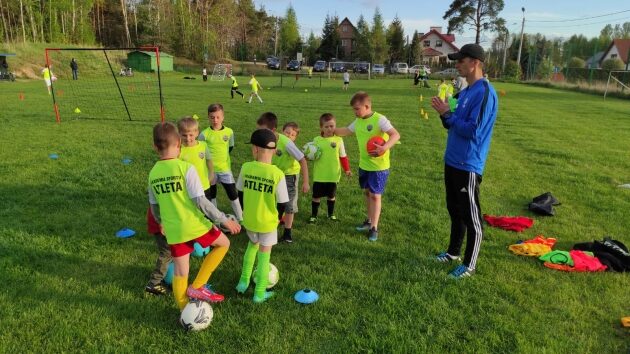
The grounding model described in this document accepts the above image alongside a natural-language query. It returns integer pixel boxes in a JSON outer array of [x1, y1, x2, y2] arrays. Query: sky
[[254, 0, 630, 47]]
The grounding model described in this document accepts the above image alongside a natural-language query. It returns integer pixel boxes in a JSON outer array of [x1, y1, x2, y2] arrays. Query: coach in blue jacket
[[430, 44, 498, 279]]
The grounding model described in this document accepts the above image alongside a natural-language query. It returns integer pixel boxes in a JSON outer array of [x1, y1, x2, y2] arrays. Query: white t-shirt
[[202, 68, 207, 75], [343, 72, 350, 82], [347, 115, 393, 133]]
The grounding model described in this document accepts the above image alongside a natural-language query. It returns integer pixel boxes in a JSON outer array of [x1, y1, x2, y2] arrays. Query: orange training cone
[[18, 93, 24, 101]]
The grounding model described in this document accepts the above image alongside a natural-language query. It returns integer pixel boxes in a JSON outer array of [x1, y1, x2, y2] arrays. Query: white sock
[[248, 96, 253, 103], [257, 95, 263, 103], [230, 199, 243, 221]]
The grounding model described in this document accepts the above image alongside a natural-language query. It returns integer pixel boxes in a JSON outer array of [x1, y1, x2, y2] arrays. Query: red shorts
[[170, 227, 221, 257]]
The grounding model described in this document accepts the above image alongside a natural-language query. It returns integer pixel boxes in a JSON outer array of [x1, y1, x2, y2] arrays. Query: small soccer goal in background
[[279, 73, 322, 88], [604, 70, 630, 99], [211, 64, 232, 81], [45, 47, 166, 122]]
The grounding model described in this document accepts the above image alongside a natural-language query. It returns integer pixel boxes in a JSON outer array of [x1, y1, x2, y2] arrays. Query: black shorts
[[312, 182, 337, 199]]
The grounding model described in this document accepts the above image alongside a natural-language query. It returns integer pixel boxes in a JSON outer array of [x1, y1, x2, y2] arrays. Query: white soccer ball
[[302, 142, 322, 161], [252, 263, 279, 289], [180, 300, 213, 332], [216, 214, 239, 234]]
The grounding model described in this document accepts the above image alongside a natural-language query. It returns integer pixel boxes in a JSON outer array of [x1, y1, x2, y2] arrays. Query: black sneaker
[[356, 219, 371, 232], [367, 228, 378, 242], [281, 234, 293, 243], [145, 283, 167, 296]]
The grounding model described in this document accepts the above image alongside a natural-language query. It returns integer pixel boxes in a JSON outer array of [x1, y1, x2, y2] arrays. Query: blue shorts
[[358, 168, 390, 194]]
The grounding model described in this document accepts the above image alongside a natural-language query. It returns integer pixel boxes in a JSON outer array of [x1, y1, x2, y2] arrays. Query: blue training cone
[[122, 157, 132, 165], [294, 289, 319, 304], [115, 228, 136, 238], [49, 153, 59, 160]]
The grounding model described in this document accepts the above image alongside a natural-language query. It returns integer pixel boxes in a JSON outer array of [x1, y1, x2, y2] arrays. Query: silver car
[[372, 64, 385, 74]]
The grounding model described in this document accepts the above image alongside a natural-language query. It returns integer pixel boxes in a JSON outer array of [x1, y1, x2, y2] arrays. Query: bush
[[536, 58, 553, 80], [567, 57, 585, 68], [601, 58, 625, 71], [503, 60, 521, 80]]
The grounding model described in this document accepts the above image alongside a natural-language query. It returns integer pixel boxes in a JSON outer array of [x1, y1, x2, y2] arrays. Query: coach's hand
[[222, 219, 241, 235], [302, 182, 310, 194], [431, 96, 450, 116]]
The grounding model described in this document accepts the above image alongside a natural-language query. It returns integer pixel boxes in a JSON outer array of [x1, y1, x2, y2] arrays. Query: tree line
[[485, 22, 630, 80], [0, 0, 502, 66]]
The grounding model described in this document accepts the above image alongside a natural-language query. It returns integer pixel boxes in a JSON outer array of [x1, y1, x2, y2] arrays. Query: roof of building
[[600, 39, 630, 64], [419, 29, 458, 51], [586, 51, 604, 68], [129, 50, 173, 58], [421, 48, 444, 56]]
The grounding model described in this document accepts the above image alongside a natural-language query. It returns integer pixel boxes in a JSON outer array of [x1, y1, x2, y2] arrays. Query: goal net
[[211, 64, 232, 81], [279, 73, 322, 88], [327, 61, 371, 80], [45, 47, 165, 122], [604, 70, 630, 99]]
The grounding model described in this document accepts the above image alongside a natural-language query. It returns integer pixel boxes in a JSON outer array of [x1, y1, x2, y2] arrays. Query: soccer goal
[[211, 64, 232, 81], [45, 47, 165, 122], [327, 61, 371, 80], [279, 73, 322, 88], [604, 70, 630, 99]]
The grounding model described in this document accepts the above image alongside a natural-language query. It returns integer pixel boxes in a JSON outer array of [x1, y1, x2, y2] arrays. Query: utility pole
[[274, 18, 279, 56], [502, 29, 509, 74], [516, 7, 525, 67]]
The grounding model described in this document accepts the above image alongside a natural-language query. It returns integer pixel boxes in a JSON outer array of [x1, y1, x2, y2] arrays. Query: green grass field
[[1, 74, 629, 353]]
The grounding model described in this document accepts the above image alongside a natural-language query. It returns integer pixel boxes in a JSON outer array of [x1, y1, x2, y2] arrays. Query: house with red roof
[[599, 39, 630, 68], [417, 27, 459, 65], [336, 17, 356, 59]]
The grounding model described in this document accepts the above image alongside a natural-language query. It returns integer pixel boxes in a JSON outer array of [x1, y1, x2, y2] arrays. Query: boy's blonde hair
[[319, 113, 336, 126], [177, 116, 198, 132], [153, 122, 180, 151], [282, 122, 300, 134], [350, 91, 371, 106]]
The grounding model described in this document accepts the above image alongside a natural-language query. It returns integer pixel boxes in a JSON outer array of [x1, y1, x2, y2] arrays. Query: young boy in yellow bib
[[198, 103, 243, 221], [148, 122, 241, 310], [308, 113, 352, 223], [235, 129, 289, 303], [256, 113, 310, 243], [177, 117, 214, 200], [335, 92, 400, 241]]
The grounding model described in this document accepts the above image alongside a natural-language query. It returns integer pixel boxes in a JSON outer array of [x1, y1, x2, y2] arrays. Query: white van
[[391, 62, 408, 74]]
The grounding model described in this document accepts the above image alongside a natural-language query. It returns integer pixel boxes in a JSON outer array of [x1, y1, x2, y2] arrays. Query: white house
[[417, 27, 459, 65], [599, 39, 630, 68]]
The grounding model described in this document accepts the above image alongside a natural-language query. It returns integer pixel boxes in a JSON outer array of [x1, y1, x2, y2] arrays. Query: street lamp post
[[516, 7, 525, 68]]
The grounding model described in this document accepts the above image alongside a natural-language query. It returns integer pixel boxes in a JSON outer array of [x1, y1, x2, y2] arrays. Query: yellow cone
[[421, 108, 425, 115], [192, 114, 199, 120], [74, 107, 81, 114], [420, 95, 423, 102], [424, 113, 429, 120]]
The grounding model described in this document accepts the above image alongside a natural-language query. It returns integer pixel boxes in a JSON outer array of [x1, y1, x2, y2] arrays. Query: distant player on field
[[248, 73, 263, 104]]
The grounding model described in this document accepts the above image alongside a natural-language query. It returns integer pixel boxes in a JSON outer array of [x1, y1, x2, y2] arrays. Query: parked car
[[267, 58, 280, 70], [433, 68, 459, 78], [266, 56, 278, 64], [372, 64, 385, 74], [353, 62, 369, 73], [391, 62, 408, 74], [331, 62, 346, 72], [313, 60, 327, 72], [409, 65, 431, 75], [287, 59, 301, 71]]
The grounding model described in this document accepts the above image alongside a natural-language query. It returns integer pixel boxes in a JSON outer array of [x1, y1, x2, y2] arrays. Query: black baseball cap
[[248, 128, 277, 149], [448, 44, 485, 62]]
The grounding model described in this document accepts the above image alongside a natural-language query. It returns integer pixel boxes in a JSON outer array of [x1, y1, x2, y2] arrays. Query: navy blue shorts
[[358, 168, 390, 194]]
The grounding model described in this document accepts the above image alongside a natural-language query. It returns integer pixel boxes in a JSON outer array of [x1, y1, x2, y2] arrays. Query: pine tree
[[386, 16, 404, 64], [354, 14, 371, 62], [371, 8, 387, 64]]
